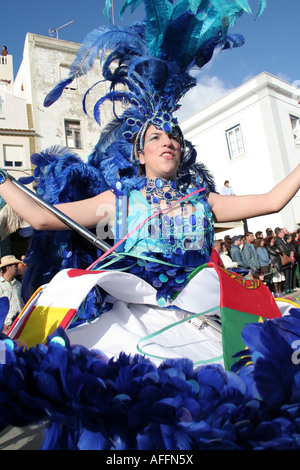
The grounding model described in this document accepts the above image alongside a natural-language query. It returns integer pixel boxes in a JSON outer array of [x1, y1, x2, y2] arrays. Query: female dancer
[[1, 0, 300, 451]]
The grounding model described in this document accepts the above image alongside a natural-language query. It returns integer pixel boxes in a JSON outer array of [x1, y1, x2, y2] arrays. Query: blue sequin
[[123, 131, 133, 141], [163, 122, 171, 133], [159, 273, 169, 283], [167, 269, 177, 277], [50, 336, 66, 347], [189, 214, 196, 225], [155, 178, 164, 189], [157, 297, 166, 307], [145, 263, 153, 272], [175, 215, 182, 226], [127, 118, 136, 126], [137, 259, 146, 266]]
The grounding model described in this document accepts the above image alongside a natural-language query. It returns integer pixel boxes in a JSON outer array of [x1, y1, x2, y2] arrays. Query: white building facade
[[0, 33, 125, 256], [0, 53, 35, 255], [181, 72, 300, 236], [0, 53, 35, 182], [13, 33, 117, 164]]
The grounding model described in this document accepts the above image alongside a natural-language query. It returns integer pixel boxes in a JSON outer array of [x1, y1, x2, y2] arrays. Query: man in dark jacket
[[230, 236, 249, 270], [274, 227, 292, 293], [274, 228, 290, 255], [243, 232, 260, 276]]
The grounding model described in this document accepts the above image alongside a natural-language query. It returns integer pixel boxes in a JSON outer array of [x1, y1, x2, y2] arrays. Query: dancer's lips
[[160, 152, 175, 159]]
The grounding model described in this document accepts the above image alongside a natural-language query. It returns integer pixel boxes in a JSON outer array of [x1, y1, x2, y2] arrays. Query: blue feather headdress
[[43, 0, 266, 191]]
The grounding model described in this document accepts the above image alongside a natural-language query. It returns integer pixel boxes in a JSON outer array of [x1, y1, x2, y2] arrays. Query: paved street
[[0, 422, 46, 450], [279, 287, 300, 304]]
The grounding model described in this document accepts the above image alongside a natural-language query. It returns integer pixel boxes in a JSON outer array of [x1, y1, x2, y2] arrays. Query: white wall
[[0, 78, 33, 180], [0, 83, 28, 129], [181, 73, 300, 236], [14, 34, 118, 162], [0, 55, 13, 91]]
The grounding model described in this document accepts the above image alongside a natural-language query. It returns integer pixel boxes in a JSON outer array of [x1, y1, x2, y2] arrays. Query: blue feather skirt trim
[[1, 308, 300, 450]]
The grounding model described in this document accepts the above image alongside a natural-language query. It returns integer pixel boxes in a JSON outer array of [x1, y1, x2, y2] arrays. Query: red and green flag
[[206, 262, 282, 370]]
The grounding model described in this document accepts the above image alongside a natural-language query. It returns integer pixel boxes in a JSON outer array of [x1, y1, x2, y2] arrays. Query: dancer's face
[[138, 125, 182, 180]]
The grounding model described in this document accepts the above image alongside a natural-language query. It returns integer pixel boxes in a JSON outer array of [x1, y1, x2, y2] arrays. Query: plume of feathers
[[42, 0, 266, 195], [44, 0, 266, 120]]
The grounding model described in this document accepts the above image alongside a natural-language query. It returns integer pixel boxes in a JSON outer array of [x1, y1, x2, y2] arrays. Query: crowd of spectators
[[211, 226, 300, 297]]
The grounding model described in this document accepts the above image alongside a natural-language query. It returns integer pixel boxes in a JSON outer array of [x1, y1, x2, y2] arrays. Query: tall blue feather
[[119, 0, 145, 19], [257, 0, 267, 17], [44, 78, 74, 107]]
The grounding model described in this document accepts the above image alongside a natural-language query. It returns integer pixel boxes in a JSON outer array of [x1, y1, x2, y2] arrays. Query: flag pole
[[7, 174, 112, 253]]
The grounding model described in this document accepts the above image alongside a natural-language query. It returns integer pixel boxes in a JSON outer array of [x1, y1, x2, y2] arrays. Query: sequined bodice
[[115, 184, 214, 265]]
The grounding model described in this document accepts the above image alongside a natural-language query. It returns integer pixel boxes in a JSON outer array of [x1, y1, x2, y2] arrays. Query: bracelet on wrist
[[0, 169, 8, 185]]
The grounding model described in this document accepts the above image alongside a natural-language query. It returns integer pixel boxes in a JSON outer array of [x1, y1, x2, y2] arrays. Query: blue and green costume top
[[115, 186, 214, 259], [88, 176, 215, 306]]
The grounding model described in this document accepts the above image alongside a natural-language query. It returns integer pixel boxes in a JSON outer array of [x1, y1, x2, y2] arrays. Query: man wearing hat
[[0, 255, 24, 332], [230, 236, 249, 271]]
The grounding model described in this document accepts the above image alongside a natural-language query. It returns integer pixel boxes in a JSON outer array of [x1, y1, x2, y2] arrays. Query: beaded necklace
[[144, 177, 185, 209]]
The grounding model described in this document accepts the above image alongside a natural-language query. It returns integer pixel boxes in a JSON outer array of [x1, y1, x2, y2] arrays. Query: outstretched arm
[[0, 175, 116, 231], [208, 164, 300, 223]]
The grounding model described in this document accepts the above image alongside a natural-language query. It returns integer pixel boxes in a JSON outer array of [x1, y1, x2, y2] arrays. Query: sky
[[1, 0, 300, 120]]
